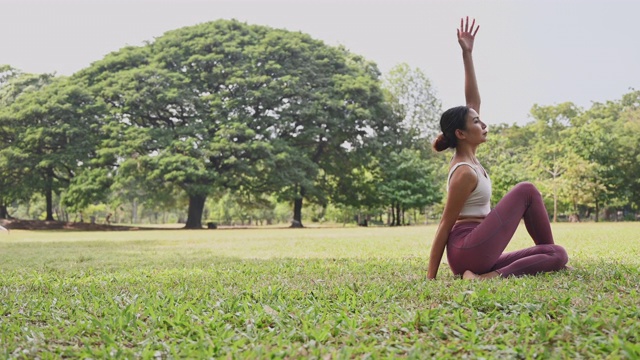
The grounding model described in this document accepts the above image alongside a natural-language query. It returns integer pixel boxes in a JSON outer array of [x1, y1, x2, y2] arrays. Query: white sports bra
[[447, 162, 492, 217]]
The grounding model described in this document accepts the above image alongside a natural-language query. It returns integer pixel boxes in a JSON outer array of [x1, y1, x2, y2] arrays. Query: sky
[[2, 0, 639, 126]]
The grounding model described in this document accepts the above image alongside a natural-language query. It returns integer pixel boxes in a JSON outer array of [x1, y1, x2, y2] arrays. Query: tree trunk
[[0, 199, 7, 219], [40, 167, 56, 221], [291, 186, 305, 228], [395, 203, 401, 226], [292, 198, 303, 228], [594, 199, 599, 222], [185, 194, 206, 229], [45, 182, 55, 221]]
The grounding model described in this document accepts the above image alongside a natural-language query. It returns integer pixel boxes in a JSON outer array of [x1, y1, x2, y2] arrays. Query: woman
[[426, 17, 568, 280]]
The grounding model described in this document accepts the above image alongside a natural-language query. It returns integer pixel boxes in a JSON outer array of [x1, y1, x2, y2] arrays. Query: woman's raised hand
[[457, 16, 479, 53]]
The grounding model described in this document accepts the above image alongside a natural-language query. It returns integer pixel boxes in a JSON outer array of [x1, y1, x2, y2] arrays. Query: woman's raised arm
[[458, 17, 481, 114]]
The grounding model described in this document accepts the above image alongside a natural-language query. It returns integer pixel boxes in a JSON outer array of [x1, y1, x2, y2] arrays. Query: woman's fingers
[[460, 16, 479, 37]]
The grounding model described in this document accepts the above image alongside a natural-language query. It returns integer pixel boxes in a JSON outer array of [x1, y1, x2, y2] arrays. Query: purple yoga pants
[[446, 182, 568, 277]]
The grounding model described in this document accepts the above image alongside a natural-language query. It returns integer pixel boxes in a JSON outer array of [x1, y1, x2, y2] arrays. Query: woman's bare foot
[[463, 270, 480, 279], [463, 270, 500, 280]]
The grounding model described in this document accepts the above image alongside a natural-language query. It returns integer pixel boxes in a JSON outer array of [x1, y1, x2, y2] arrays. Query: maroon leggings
[[447, 182, 568, 277]]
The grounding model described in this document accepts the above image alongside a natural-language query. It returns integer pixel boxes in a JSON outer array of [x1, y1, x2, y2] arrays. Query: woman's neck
[[454, 144, 479, 164]]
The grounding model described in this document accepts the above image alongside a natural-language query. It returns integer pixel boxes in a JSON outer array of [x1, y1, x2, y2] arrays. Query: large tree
[[375, 63, 442, 226], [77, 20, 393, 228], [527, 102, 581, 222], [565, 97, 632, 221], [0, 67, 56, 218], [1, 76, 105, 220]]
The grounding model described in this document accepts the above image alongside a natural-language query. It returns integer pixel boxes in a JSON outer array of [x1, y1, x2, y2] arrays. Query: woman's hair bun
[[432, 133, 450, 152]]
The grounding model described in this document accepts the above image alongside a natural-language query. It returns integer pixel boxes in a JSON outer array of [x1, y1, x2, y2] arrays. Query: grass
[[0, 223, 638, 358]]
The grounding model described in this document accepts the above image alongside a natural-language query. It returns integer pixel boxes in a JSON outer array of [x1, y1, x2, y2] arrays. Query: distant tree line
[[1, 20, 638, 227], [479, 97, 640, 222]]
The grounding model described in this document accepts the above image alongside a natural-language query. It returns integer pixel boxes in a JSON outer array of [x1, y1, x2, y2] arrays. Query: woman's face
[[460, 108, 487, 144]]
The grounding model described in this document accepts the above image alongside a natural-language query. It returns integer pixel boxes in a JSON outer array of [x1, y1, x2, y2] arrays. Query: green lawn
[[0, 223, 638, 358]]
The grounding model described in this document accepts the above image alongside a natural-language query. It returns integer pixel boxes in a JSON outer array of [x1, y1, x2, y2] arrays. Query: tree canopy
[[70, 19, 401, 228]]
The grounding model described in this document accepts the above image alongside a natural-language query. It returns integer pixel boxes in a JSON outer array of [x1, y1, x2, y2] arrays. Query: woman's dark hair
[[432, 106, 469, 152]]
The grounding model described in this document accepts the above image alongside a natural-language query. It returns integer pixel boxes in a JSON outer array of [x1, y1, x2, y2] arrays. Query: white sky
[[2, 0, 639, 125]]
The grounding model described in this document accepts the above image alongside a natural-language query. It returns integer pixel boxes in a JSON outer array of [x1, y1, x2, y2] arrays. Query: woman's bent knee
[[515, 181, 538, 193], [513, 182, 543, 200], [553, 245, 569, 269]]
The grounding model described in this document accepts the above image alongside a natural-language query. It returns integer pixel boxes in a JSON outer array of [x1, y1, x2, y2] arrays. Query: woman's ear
[[455, 128, 466, 140]]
